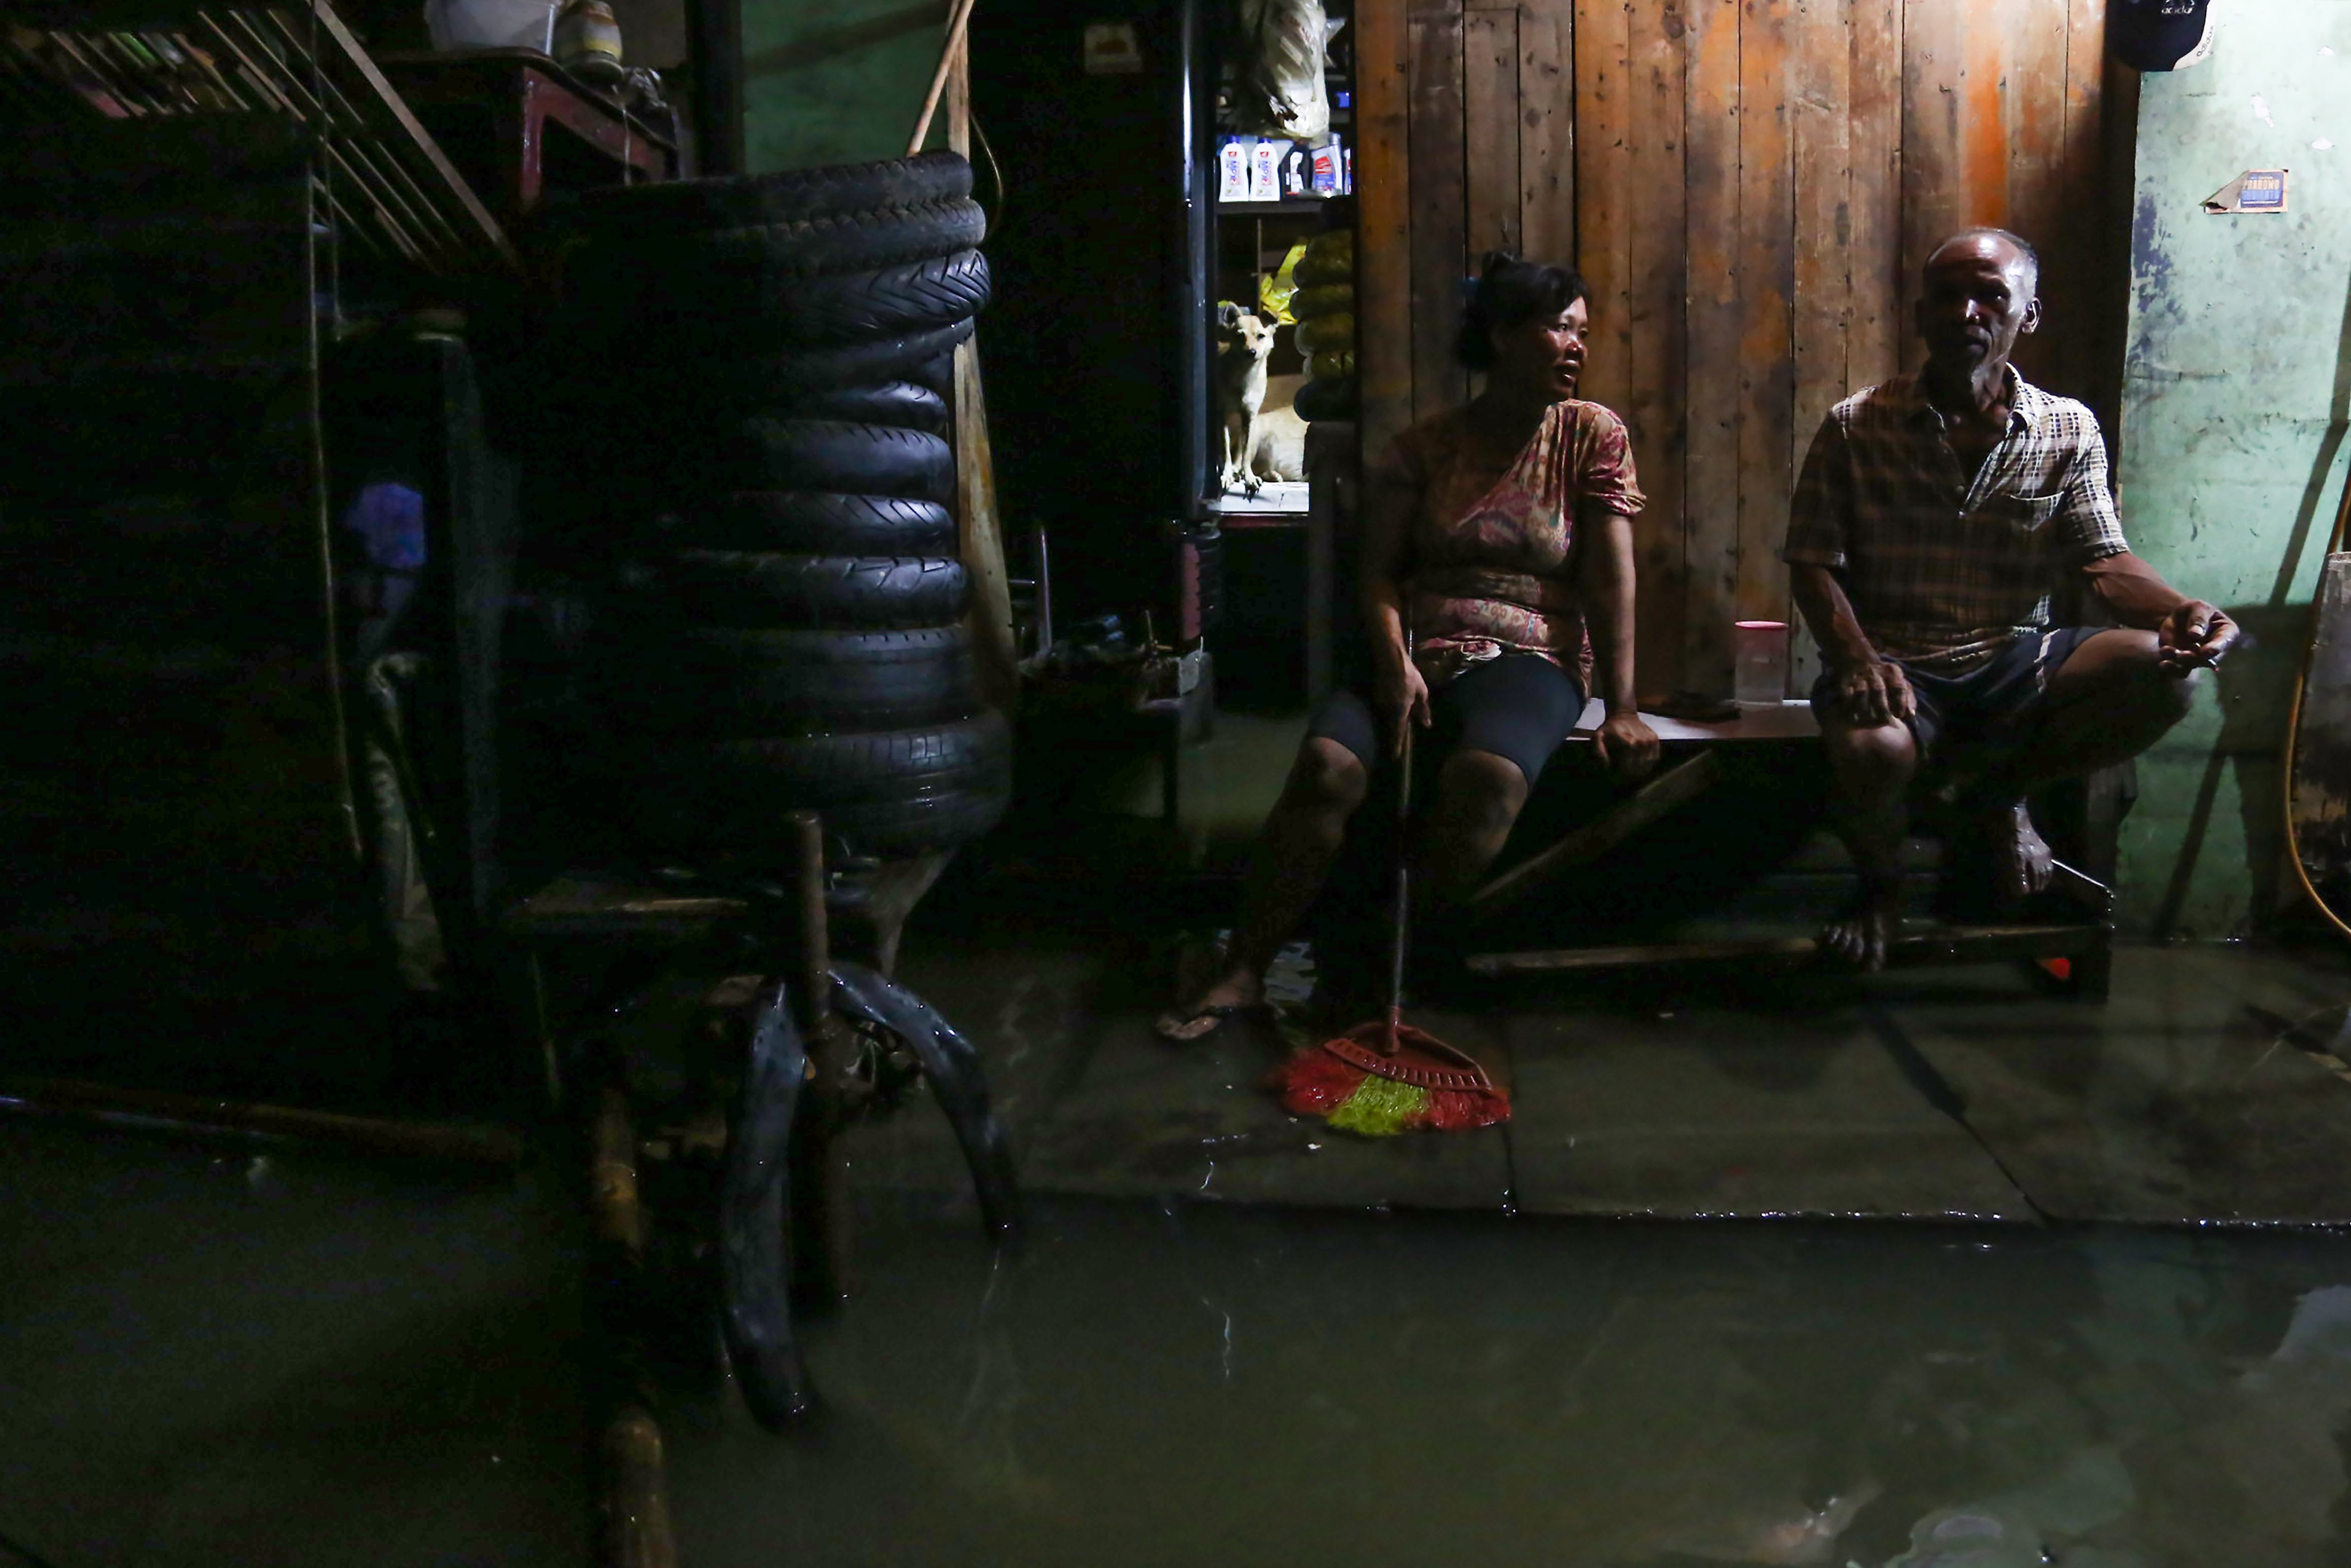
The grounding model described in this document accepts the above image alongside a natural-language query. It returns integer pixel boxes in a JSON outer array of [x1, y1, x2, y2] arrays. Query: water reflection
[[673, 1200, 2351, 1568], [12, 1116, 2351, 1566]]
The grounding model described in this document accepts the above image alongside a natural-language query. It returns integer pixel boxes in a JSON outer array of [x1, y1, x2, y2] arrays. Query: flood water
[[9, 1121, 2351, 1567]]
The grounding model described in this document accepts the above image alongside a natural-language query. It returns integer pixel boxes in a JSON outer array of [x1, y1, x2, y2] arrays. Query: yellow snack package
[[1256, 239, 1310, 324]]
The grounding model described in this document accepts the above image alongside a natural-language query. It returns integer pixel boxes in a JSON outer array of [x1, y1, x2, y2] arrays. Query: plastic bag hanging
[[1229, 0, 1331, 143]]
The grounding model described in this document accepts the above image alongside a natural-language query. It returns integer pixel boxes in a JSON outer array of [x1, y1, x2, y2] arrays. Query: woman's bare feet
[[1155, 965, 1267, 1042], [1818, 876, 1905, 972], [1985, 801, 2055, 907]]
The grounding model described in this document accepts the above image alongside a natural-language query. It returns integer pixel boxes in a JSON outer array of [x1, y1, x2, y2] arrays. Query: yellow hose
[[2283, 465, 2351, 940]]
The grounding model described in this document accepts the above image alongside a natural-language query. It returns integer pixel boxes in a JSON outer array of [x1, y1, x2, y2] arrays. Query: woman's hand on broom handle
[[1376, 654, 1432, 758], [1358, 456, 1427, 759]]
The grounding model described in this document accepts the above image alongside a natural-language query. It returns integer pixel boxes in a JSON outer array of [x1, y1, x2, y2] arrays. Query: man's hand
[[2156, 599, 2238, 675], [1829, 658, 1916, 728], [1592, 709, 1660, 780], [1375, 656, 1433, 756]]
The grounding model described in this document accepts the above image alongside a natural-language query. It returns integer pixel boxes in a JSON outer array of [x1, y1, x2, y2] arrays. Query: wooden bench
[[1301, 422, 2123, 998], [1462, 699, 2121, 999]]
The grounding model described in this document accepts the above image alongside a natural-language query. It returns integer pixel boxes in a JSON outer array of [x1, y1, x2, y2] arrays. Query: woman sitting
[[1158, 252, 1660, 1041]]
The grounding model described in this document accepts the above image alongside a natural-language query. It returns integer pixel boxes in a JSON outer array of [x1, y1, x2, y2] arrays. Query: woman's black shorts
[[1307, 651, 1586, 787]]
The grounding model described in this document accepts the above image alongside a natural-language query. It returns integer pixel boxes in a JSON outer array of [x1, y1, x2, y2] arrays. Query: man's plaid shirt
[[1781, 366, 2128, 674]]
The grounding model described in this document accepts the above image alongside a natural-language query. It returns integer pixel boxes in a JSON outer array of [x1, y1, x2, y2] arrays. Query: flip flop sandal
[[1153, 1002, 1269, 1043]]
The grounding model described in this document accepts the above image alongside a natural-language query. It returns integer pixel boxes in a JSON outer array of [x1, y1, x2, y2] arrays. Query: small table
[[376, 48, 679, 226]]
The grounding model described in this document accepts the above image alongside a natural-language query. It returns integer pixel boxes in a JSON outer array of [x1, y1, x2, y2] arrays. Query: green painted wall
[[742, 1, 946, 174], [2118, 1, 2351, 937]]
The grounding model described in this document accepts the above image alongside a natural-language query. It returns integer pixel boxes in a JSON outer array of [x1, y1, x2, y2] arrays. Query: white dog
[[1215, 303, 1307, 494]]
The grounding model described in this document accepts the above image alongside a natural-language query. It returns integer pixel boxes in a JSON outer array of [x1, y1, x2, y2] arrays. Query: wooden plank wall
[[1357, 0, 2125, 701]]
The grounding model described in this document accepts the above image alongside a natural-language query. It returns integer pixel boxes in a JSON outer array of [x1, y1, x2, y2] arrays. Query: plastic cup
[[1734, 620, 1789, 708]]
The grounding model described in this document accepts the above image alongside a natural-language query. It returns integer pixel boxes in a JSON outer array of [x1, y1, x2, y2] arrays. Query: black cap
[[2111, 0, 2213, 72]]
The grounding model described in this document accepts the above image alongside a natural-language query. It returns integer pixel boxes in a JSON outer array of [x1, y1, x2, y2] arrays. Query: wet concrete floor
[[8, 937, 2351, 1565], [872, 935, 2351, 1226]]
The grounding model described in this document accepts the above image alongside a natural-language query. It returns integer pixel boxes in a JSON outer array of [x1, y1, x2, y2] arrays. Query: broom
[[1267, 725, 1512, 1135]]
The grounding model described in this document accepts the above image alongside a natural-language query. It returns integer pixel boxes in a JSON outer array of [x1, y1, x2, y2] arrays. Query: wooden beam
[[953, 339, 1015, 704], [1899, 0, 1963, 371], [1845, 0, 1902, 387], [1571, 0, 1629, 414], [1472, 748, 1722, 912], [303, 0, 517, 269], [2002, 0, 2068, 391], [0, 1076, 524, 1166], [1467, 923, 2108, 975], [1516, 0, 1571, 269], [1406, 12, 1467, 420], [1462, 8, 1519, 258], [1625, 0, 1686, 703], [1734, 0, 1793, 631], [1786, 0, 1854, 701], [1356, 0, 1413, 456], [1682, 0, 1739, 697], [2067, 0, 2131, 444]]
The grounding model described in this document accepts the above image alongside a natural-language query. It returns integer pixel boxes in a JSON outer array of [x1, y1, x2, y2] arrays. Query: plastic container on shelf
[[554, 0, 624, 81], [424, 0, 560, 52]]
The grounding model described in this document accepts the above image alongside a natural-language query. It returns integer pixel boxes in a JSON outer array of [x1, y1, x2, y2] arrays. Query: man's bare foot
[[1155, 966, 1266, 1042], [1985, 801, 2055, 907], [1818, 877, 1904, 972]]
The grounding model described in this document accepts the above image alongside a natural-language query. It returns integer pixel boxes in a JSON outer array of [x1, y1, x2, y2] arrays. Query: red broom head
[[1423, 1085, 1511, 1131], [1266, 1043, 1512, 1133], [1266, 1043, 1368, 1117]]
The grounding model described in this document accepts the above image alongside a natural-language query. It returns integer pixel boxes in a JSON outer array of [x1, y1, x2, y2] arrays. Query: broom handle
[[1386, 717, 1412, 1052]]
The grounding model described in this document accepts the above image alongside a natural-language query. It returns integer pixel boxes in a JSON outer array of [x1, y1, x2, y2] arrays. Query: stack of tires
[[1290, 228, 1356, 423], [551, 152, 1010, 868]]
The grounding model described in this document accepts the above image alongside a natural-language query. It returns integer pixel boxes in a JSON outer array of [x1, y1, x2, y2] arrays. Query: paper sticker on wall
[[1083, 21, 1142, 75], [2205, 169, 2290, 214]]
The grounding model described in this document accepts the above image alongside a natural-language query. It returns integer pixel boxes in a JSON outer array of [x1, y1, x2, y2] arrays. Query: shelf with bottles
[[1218, 196, 1336, 216], [1212, 0, 1355, 203], [1213, 134, 1351, 206]]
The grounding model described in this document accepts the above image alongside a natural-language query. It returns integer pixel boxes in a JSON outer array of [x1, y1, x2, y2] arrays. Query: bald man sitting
[[1784, 228, 2239, 970]]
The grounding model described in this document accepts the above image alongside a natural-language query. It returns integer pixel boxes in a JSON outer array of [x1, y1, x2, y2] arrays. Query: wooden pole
[[942, 23, 1018, 703], [588, 1086, 677, 1568], [792, 812, 833, 1026], [0, 1077, 523, 1168], [789, 811, 855, 1301], [1466, 924, 2102, 977]]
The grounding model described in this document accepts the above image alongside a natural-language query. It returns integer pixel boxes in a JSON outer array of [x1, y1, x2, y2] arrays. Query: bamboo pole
[[905, 0, 975, 155]]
